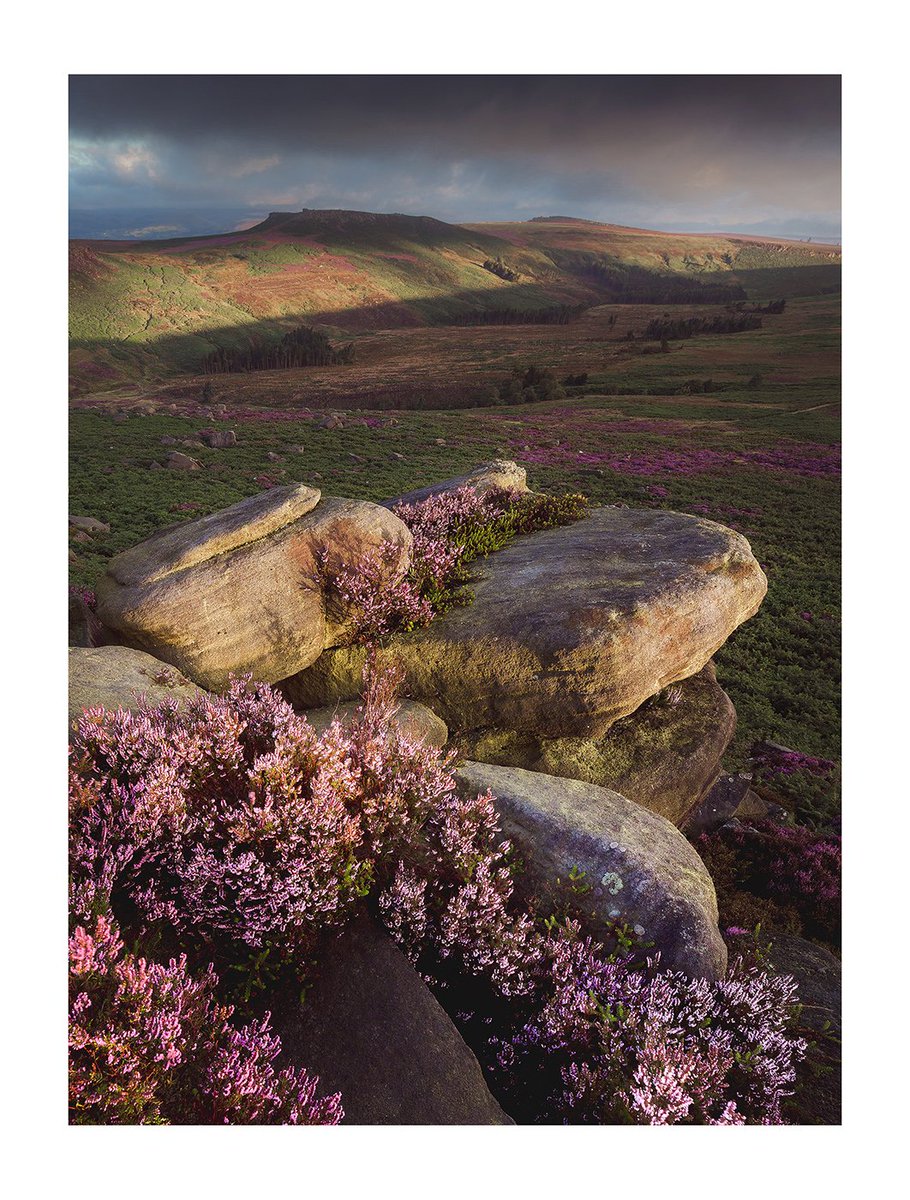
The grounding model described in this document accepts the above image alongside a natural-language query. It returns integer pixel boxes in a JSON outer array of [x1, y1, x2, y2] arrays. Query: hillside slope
[[69, 210, 841, 396]]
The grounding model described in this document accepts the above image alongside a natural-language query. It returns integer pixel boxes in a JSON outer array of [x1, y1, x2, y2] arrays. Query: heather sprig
[[329, 484, 590, 644]]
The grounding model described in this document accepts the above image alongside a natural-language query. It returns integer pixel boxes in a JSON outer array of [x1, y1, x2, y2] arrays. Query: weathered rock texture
[[301, 699, 448, 749], [69, 646, 204, 725], [385, 458, 529, 508], [272, 913, 512, 1125], [457, 663, 735, 826], [284, 507, 766, 739], [457, 761, 727, 980], [95, 485, 412, 690], [681, 770, 754, 837]]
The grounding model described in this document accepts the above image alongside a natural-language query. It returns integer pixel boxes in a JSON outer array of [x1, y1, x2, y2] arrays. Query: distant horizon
[[68, 204, 842, 245]]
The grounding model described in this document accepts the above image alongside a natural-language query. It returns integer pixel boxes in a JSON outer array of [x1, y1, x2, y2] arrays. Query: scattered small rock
[[165, 451, 202, 471], [69, 516, 110, 534], [198, 428, 237, 449]]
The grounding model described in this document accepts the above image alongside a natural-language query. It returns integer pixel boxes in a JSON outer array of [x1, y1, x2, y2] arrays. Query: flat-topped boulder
[[457, 761, 727, 980], [69, 646, 204, 726], [458, 663, 736, 826], [385, 459, 529, 508], [284, 507, 766, 739], [96, 486, 412, 690]]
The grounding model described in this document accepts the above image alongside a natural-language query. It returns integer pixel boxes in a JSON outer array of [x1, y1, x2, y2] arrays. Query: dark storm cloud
[[68, 75, 841, 236]]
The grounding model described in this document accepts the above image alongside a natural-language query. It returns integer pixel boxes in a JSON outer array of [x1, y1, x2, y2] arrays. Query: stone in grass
[[69, 516, 110, 534], [165, 450, 202, 471], [272, 912, 513, 1125], [96, 484, 412, 690], [197, 428, 237, 448], [456, 761, 727, 980], [301, 699, 448, 749], [459, 663, 735, 827], [69, 645, 203, 726], [385, 459, 529, 508], [286, 506, 766, 740]]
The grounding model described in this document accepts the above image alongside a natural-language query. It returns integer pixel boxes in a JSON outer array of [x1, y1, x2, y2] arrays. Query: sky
[[69, 75, 841, 240]]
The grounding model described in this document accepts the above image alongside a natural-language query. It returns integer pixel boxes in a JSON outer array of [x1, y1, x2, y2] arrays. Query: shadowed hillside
[[69, 209, 841, 396]]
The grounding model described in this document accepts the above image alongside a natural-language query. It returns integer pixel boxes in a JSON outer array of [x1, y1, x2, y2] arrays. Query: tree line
[[201, 325, 354, 375], [642, 313, 763, 341], [447, 304, 586, 327]]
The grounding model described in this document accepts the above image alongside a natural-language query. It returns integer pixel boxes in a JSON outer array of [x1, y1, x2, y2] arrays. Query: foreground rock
[[765, 934, 841, 1124], [286, 507, 766, 739], [272, 913, 512, 1125], [69, 646, 203, 725], [386, 458, 529, 508], [96, 485, 412, 690], [459, 664, 735, 826], [302, 699, 448, 748], [457, 761, 727, 979]]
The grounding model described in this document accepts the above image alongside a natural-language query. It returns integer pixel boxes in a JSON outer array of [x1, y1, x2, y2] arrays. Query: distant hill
[[69, 209, 841, 396]]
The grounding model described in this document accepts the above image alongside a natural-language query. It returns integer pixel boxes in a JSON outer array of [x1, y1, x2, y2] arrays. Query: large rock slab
[[458, 663, 735, 826], [385, 459, 529, 508], [285, 507, 766, 739], [302, 699, 448, 749], [69, 646, 204, 725], [96, 485, 412, 690], [272, 913, 512, 1125], [457, 761, 727, 980]]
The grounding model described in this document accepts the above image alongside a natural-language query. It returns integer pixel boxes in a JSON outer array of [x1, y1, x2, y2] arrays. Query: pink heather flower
[[71, 657, 806, 1127], [69, 914, 342, 1126]]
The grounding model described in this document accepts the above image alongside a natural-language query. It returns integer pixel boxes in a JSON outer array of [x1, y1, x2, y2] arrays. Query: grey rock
[[69, 516, 110, 534], [301, 699, 448, 749], [682, 772, 754, 837], [197, 428, 237, 448], [456, 761, 727, 980]]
